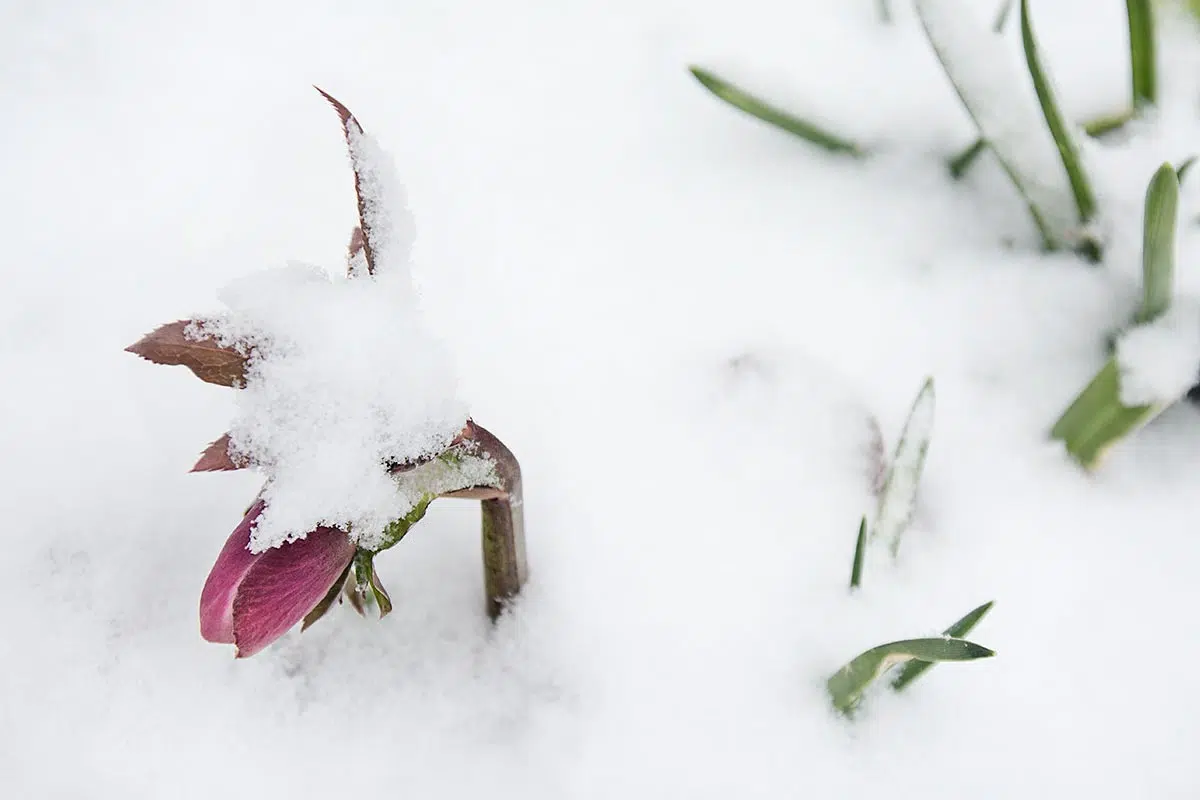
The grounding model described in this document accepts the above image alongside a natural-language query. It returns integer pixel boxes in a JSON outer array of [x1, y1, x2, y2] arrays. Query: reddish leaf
[[191, 433, 247, 472], [126, 320, 247, 387], [314, 86, 376, 275]]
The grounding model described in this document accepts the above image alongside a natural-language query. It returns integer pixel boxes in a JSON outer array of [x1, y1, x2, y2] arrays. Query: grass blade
[[828, 637, 994, 714], [1050, 358, 1163, 469], [688, 67, 867, 157], [993, 0, 1015, 32], [1176, 157, 1197, 185], [1135, 163, 1179, 324], [874, 378, 935, 557], [948, 138, 988, 179], [850, 516, 867, 590], [916, 0, 1075, 250], [891, 601, 995, 690], [1020, 0, 1098, 231], [1126, 0, 1157, 109]]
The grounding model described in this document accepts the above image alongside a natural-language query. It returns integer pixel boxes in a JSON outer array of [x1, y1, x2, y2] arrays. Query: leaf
[[891, 601, 995, 690], [1176, 157, 1197, 185], [992, 0, 1015, 32], [125, 320, 247, 387], [948, 138, 988, 180], [190, 433, 246, 472], [1082, 109, 1135, 138], [915, 0, 1066, 250], [368, 562, 393, 618], [1020, 0, 1099, 232], [850, 516, 867, 590], [827, 637, 994, 715], [1126, 0, 1157, 109], [301, 560, 353, 631], [1135, 163, 1179, 325], [873, 378, 935, 557], [688, 67, 867, 157], [350, 550, 393, 619], [314, 86, 377, 275], [1050, 358, 1163, 469], [376, 495, 435, 552]]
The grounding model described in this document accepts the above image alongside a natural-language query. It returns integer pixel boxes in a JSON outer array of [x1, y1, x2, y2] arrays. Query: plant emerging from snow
[[127, 89, 527, 657]]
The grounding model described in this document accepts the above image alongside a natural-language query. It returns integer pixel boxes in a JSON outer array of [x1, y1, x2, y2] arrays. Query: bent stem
[[443, 423, 528, 620]]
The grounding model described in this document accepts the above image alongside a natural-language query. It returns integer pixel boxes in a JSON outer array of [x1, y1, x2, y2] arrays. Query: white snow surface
[[198, 262, 468, 552], [1117, 301, 1200, 406], [7, 0, 1200, 797]]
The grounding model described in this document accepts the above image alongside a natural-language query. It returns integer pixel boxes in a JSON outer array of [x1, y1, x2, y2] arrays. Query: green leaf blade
[[688, 67, 867, 157], [828, 637, 995, 714], [1126, 0, 1157, 109], [1137, 163, 1179, 325], [891, 601, 995, 691], [850, 516, 867, 590], [1020, 0, 1099, 231]]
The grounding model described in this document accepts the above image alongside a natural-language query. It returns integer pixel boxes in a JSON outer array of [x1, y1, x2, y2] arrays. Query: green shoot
[[1135, 163, 1179, 324], [1053, 162, 1180, 468], [828, 637, 994, 715], [688, 67, 867, 157], [1126, 0, 1157, 109], [1020, 0, 1099, 237], [850, 516, 867, 590], [892, 601, 995, 690], [948, 139, 988, 180]]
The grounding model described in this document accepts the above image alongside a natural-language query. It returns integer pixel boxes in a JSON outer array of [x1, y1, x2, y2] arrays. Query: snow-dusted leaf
[[126, 320, 247, 387], [1050, 358, 1162, 469], [315, 86, 416, 278], [915, 0, 1077, 250], [688, 67, 867, 157], [827, 637, 994, 715], [891, 601, 995, 690], [190, 433, 246, 472], [873, 378, 935, 557]]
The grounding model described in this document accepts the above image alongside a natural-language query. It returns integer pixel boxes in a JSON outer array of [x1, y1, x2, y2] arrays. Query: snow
[[197, 262, 468, 552], [7, 0, 1200, 797], [1116, 301, 1200, 406]]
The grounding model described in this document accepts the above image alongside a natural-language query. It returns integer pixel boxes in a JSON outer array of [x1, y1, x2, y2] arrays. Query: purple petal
[[231, 526, 356, 658], [199, 500, 266, 644]]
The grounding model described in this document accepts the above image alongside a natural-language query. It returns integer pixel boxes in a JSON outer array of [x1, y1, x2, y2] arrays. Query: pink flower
[[199, 500, 356, 658]]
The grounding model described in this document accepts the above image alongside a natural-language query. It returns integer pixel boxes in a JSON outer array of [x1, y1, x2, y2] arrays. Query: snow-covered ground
[[5, 0, 1200, 796]]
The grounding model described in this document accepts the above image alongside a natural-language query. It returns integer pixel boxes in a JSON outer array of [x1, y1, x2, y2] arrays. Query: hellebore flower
[[127, 88, 527, 659], [199, 500, 357, 658]]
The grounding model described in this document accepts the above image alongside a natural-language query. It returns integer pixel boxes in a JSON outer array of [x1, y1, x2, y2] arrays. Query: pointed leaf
[[126, 320, 247, 387], [368, 562, 393, 618], [948, 138, 988, 180], [993, 0, 1015, 32], [915, 0, 1070, 250], [1176, 157, 1197, 185], [850, 516, 867, 590], [892, 601, 996, 690], [688, 67, 867, 157], [1135, 163, 1179, 325], [1020, 0, 1099, 235], [1126, 0, 1157, 109], [315, 87, 377, 276], [873, 378, 935, 556], [190, 433, 246, 472], [828, 637, 994, 714]]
